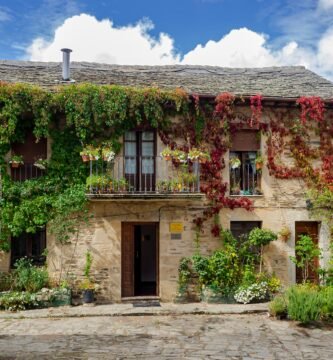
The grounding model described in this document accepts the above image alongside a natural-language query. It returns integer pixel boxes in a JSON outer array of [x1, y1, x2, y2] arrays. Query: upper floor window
[[229, 130, 261, 196], [11, 133, 47, 181], [124, 130, 156, 192]]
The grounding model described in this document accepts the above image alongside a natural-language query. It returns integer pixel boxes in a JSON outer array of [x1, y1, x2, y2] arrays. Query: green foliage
[[269, 294, 288, 317], [248, 228, 278, 247], [84, 251, 93, 279], [178, 257, 191, 292], [320, 286, 333, 320], [0, 271, 13, 291], [0, 291, 40, 311], [287, 285, 323, 323], [13, 258, 49, 293], [290, 235, 321, 283]]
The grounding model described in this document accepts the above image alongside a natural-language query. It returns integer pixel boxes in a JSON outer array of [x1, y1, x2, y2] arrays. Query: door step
[[122, 296, 161, 307]]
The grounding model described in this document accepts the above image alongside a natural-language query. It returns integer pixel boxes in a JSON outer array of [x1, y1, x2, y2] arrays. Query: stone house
[[0, 57, 333, 302]]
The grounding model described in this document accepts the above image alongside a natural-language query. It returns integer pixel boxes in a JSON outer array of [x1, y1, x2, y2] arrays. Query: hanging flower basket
[[9, 155, 24, 168]]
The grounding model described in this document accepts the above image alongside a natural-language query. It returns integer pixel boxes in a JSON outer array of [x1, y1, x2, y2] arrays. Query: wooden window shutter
[[231, 130, 260, 151], [121, 223, 135, 297]]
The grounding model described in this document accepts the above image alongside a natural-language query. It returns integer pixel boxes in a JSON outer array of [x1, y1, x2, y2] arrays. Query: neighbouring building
[[0, 55, 333, 302]]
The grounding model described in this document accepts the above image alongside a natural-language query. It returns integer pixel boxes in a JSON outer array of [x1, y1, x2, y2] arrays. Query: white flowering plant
[[234, 281, 270, 304]]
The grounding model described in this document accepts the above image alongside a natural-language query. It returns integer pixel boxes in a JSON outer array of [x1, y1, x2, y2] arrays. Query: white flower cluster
[[234, 282, 269, 304]]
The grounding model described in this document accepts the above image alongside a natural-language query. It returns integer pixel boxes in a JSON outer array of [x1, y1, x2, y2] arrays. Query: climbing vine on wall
[[0, 81, 332, 251]]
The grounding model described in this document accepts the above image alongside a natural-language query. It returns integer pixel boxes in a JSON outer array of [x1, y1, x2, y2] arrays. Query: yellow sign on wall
[[170, 223, 184, 233]]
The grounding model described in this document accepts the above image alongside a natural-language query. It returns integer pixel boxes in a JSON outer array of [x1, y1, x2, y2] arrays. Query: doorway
[[121, 223, 158, 297], [295, 222, 319, 283]]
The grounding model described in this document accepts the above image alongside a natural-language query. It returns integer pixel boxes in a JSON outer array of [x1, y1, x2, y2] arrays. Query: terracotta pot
[[11, 162, 21, 168], [199, 158, 207, 164], [81, 155, 89, 162], [164, 155, 171, 161], [256, 162, 263, 170]]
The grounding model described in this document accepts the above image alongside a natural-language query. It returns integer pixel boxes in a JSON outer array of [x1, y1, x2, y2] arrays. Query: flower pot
[[164, 155, 171, 161], [256, 162, 263, 170], [199, 158, 207, 164], [81, 155, 90, 162], [82, 289, 94, 304], [11, 162, 21, 168]]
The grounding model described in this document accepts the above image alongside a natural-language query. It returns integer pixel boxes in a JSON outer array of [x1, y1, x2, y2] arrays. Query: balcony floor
[[87, 192, 204, 201]]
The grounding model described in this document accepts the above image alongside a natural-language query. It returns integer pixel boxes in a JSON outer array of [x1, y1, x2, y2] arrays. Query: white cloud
[[318, 0, 333, 10], [25, 14, 333, 81], [27, 14, 180, 65]]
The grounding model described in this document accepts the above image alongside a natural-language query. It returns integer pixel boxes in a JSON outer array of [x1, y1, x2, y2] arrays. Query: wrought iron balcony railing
[[86, 156, 201, 195], [11, 163, 45, 182]]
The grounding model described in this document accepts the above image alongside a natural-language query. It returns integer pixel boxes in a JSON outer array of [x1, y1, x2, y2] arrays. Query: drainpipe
[[61, 48, 72, 81]]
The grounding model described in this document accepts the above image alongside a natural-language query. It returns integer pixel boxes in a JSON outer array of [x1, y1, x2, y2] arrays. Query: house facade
[[0, 60, 332, 302]]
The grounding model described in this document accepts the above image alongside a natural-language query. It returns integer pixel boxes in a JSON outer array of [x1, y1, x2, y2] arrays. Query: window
[[230, 221, 261, 240], [124, 131, 156, 192], [11, 229, 46, 267], [230, 130, 261, 195], [11, 133, 47, 181]]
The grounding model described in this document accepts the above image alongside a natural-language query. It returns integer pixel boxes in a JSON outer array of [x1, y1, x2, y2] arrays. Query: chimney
[[61, 48, 72, 81]]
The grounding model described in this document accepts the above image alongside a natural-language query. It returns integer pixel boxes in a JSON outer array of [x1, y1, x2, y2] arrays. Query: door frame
[[121, 222, 159, 298], [294, 221, 320, 284]]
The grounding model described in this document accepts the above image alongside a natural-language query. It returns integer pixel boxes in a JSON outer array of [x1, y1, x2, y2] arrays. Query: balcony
[[86, 156, 202, 199], [11, 163, 45, 182], [230, 153, 262, 196]]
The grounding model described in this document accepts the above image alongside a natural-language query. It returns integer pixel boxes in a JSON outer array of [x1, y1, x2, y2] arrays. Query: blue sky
[[0, 0, 333, 79]]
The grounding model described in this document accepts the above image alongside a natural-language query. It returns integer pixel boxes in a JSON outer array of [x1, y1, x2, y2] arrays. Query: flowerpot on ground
[[82, 289, 94, 304]]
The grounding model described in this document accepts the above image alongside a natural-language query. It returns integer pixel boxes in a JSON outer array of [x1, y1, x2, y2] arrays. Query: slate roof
[[1, 60, 333, 99]]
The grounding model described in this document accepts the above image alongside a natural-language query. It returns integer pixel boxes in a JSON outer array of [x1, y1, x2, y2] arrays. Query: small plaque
[[170, 223, 184, 233], [171, 233, 182, 240]]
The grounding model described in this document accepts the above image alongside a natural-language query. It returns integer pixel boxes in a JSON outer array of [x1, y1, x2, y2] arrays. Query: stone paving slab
[[0, 314, 332, 359], [0, 302, 269, 319]]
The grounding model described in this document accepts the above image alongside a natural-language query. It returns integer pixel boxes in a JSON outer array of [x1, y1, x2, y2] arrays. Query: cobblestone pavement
[[0, 314, 332, 359]]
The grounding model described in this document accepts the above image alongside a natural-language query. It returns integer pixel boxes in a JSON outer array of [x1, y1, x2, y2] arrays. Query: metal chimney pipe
[[61, 48, 72, 81]]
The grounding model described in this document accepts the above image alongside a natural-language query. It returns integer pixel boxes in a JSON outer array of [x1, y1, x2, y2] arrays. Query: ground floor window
[[230, 221, 261, 240], [11, 229, 46, 268]]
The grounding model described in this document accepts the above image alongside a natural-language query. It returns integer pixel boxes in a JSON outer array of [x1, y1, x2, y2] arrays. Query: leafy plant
[[287, 285, 323, 323], [248, 228, 278, 272], [290, 235, 321, 283], [269, 294, 288, 317], [13, 258, 49, 293], [0, 291, 40, 311]]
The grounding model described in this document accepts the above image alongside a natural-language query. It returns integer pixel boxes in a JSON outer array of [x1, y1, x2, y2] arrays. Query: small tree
[[248, 228, 278, 273], [290, 235, 321, 283]]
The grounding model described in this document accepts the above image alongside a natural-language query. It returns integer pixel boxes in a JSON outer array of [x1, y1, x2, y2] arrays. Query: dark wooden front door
[[121, 223, 158, 297], [295, 222, 319, 283]]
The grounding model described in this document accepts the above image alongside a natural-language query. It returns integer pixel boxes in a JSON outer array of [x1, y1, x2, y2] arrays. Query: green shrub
[[321, 286, 333, 320], [0, 291, 40, 311], [269, 295, 288, 317], [0, 272, 13, 292], [287, 285, 323, 323], [13, 258, 49, 293]]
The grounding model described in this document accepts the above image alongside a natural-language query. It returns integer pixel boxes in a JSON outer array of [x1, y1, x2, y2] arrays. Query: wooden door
[[121, 223, 135, 297], [295, 222, 319, 283]]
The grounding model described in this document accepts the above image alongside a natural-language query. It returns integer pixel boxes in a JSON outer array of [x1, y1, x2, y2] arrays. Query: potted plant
[[118, 178, 128, 193], [161, 147, 173, 161], [80, 147, 90, 162], [255, 152, 264, 170], [157, 179, 170, 193], [279, 226, 291, 241], [102, 146, 115, 162], [230, 157, 241, 169], [9, 155, 24, 168], [230, 182, 241, 195], [34, 158, 48, 170], [79, 251, 95, 304], [172, 149, 187, 163]]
